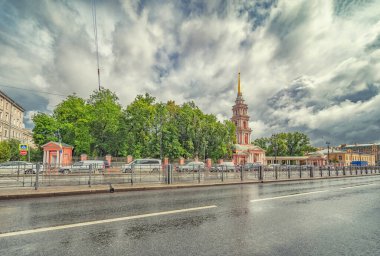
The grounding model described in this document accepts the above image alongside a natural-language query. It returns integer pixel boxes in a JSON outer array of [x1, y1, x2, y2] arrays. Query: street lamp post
[[326, 141, 330, 166]]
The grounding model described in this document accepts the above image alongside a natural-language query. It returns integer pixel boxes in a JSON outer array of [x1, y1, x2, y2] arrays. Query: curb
[[0, 173, 379, 200]]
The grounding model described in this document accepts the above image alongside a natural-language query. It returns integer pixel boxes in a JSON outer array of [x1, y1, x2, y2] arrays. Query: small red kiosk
[[42, 141, 73, 167]]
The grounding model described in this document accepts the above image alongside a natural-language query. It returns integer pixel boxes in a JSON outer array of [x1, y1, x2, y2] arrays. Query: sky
[[0, 0, 380, 146]]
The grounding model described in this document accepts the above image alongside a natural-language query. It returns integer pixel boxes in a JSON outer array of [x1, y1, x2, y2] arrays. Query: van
[[121, 159, 162, 173], [59, 160, 105, 174]]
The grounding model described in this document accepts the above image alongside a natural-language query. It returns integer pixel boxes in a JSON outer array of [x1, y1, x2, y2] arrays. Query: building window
[[338, 156, 342, 161]]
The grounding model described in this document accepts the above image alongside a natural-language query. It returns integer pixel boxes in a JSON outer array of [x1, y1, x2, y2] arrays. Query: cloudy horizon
[[1, 0, 380, 147]]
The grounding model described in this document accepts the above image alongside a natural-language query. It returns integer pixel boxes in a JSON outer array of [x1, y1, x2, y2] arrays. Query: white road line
[[339, 183, 377, 190], [251, 182, 379, 203], [0, 205, 217, 238], [250, 190, 329, 202]]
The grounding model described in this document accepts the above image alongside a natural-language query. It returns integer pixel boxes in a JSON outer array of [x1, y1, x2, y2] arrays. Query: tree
[[32, 113, 58, 147], [253, 132, 317, 156], [54, 94, 92, 155], [88, 89, 123, 156], [0, 141, 11, 162]]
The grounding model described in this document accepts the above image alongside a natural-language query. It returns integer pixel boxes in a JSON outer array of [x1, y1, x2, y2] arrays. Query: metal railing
[[0, 163, 379, 189]]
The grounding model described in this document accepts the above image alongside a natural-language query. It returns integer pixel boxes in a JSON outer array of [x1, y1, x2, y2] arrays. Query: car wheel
[[63, 170, 69, 175]]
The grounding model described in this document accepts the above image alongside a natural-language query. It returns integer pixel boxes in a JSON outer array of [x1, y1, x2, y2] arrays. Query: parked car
[[176, 162, 205, 172], [103, 160, 110, 168], [211, 162, 237, 172], [0, 161, 42, 174], [243, 163, 262, 171], [121, 159, 162, 173], [58, 160, 105, 174]]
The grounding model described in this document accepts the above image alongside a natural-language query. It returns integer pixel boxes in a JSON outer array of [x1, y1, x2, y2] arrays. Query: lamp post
[[326, 141, 330, 166]]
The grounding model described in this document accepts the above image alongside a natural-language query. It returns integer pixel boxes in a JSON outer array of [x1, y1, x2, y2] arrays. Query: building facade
[[328, 150, 375, 166], [231, 73, 265, 165], [340, 143, 380, 165], [0, 90, 34, 147]]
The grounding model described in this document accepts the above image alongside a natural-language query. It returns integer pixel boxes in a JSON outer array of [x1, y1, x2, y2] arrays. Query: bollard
[[288, 167, 291, 179], [343, 166, 346, 176], [310, 166, 313, 178], [320, 166, 322, 177], [34, 163, 40, 190], [299, 165, 302, 178], [221, 166, 224, 182], [328, 166, 331, 176], [240, 165, 243, 181]]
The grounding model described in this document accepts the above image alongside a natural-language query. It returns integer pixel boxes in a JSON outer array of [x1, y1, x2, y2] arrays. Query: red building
[[231, 73, 265, 165], [42, 141, 73, 167]]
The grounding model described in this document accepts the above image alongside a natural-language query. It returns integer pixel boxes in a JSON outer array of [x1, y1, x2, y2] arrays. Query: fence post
[[34, 163, 40, 190], [88, 164, 92, 187], [259, 166, 263, 181], [299, 165, 302, 178], [167, 164, 173, 184], [198, 165, 201, 184], [221, 166, 224, 182], [275, 166, 278, 180]]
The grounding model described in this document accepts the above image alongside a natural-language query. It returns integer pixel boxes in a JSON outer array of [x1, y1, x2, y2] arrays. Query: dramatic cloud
[[0, 0, 379, 146]]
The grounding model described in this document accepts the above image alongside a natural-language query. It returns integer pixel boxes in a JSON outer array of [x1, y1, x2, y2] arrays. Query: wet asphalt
[[0, 176, 379, 256]]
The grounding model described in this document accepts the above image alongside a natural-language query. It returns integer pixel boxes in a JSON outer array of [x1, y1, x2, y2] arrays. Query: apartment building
[[0, 90, 34, 147]]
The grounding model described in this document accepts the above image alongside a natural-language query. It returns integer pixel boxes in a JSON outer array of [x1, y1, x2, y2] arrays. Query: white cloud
[[1, 0, 380, 146]]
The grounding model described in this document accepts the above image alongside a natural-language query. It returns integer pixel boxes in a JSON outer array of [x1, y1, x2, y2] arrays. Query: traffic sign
[[20, 150, 28, 156], [19, 144, 29, 151]]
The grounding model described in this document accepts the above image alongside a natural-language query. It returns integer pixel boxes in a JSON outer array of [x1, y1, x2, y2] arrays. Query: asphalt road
[[0, 176, 379, 256]]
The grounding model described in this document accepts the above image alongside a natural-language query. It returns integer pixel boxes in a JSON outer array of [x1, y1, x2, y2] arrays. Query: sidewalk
[[0, 173, 378, 200], [0, 180, 256, 200]]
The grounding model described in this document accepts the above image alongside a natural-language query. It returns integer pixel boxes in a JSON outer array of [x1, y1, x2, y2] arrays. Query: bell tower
[[231, 73, 252, 145]]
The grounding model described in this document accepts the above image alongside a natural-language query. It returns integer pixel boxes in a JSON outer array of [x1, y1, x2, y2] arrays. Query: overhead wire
[[0, 83, 68, 97], [92, 0, 101, 91]]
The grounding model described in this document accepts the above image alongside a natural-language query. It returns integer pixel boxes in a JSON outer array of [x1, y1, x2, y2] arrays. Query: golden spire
[[238, 72, 242, 96]]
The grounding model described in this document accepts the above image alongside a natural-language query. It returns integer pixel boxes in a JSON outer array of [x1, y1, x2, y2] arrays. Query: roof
[[342, 143, 380, 147], [234, 144, 265, 152], [0, 90, 25, 112], [41, 141, 73, 148]]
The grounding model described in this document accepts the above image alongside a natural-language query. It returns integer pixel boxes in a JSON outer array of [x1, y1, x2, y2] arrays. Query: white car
[[177, 162, 205, 172], [0, 161, 42, 174], [212, 162, 237, 172], [121, 159, 162, 173], [59, 160, 105, 174]]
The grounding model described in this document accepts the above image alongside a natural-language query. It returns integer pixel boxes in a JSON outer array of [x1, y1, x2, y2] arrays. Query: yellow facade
[[328, 150, 375, 166]]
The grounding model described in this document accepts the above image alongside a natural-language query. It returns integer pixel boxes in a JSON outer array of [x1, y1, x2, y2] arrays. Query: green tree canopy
[[32, 91, 235, 160], [253, 132, 317, 156], [0, 141, 11, 162]]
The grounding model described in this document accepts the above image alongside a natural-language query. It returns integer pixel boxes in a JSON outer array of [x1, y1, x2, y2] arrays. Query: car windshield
[[73, 162, 83, 166]]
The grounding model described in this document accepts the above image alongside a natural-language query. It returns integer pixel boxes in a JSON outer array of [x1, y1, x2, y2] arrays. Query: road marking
[[0, 205, 217, 238], [339, 183, 377, 190], [250, 190, 329, 202], [251, 182, 379, 203]]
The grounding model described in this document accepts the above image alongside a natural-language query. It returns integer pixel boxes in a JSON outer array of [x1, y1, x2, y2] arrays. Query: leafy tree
[[87, 88, 124, 156], [32, 113, 58, 147], [54, 94, 92, 155], [0, 141, 11, 162], [253, 132, 317, 156]]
